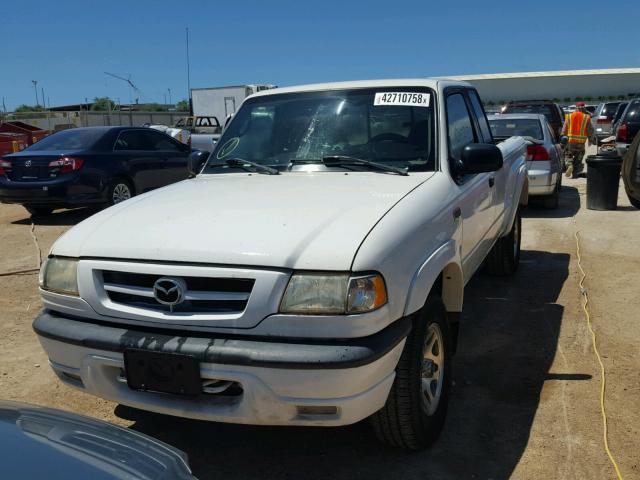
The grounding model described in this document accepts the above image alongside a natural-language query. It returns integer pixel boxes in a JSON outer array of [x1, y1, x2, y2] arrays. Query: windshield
[[26, 128, 105, 151], [489, 118, 543, 140], [203, 88, 436, 173]]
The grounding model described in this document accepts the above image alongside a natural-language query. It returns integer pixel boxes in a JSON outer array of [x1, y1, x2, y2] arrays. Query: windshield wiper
[[322, 155, 408, 176], [224, 158, 280, 175]]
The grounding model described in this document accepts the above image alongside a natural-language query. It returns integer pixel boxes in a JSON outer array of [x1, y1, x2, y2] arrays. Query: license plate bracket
[[124, 349, 201, 396]]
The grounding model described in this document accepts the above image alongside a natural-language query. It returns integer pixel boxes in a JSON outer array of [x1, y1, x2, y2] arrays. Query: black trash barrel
[[586, 154, 623, 210]]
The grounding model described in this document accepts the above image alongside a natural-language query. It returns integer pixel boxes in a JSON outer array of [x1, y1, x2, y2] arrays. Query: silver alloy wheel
[[112, 183, 131, 204], [421, 323, 445, 416]]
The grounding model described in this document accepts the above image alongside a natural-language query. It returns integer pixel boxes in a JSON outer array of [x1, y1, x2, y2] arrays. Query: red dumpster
[[0, 121, 50, 145], [0, 132, 29, 156]]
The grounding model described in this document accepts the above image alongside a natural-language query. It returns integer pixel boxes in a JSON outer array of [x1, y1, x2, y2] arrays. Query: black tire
[[370, 294, 452, 450], [106, 178, 134, 207], [629, 196, 640, 210], [25, 206, 54, 217], [485, 208, 521, 276]]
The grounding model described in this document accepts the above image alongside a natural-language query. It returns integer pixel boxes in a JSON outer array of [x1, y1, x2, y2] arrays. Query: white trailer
[[191, 85, 276, 119]]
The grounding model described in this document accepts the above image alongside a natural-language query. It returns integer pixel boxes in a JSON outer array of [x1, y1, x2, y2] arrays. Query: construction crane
[[104, 72, 141, 106]]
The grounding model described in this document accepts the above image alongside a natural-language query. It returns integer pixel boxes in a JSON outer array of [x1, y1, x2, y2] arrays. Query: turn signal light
[[0, 159, 12, 175], [48, 157, 84, 174], [526, 145, 550, 161], [616, 123, 628, 142]]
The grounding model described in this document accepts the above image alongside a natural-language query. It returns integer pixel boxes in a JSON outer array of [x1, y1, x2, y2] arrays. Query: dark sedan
[[0, 126, 191, 216]]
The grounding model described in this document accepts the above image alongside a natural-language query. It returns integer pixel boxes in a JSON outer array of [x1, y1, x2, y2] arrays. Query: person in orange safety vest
[[561, 101, 596, 178]]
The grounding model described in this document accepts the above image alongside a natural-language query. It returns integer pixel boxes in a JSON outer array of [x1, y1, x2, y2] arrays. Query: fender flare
[[403, 240, 464, 317]]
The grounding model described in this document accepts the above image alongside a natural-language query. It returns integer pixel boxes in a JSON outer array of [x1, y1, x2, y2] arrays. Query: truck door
[[445, 91, 495, 279], [467, 89, 502, 239], [224, 97, 236, 117]]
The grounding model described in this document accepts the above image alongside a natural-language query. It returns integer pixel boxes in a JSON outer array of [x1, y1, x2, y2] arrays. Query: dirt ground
[[0, 172, 638, 479]]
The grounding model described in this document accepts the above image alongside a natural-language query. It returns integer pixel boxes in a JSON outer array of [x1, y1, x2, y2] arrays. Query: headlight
[[279, 273, 387, 315], [40, 257, 79, 296]]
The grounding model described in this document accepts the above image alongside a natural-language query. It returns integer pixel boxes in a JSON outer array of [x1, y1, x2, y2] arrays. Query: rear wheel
[[107, 179, 134, 206], [370, 294, 452, 450], [485, 208, 521, 276], [25, 206, 54, 217]]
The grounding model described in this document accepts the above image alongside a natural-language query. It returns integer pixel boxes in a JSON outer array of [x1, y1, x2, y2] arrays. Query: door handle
[[453, 207, 462, 219], [488, 177, 495, 188]]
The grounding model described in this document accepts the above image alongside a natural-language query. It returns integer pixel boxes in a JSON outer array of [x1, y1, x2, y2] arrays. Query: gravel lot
[[0, 172, 638, 479]]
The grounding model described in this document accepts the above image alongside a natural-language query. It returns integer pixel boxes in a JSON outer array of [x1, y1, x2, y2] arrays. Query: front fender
[[403, 239, 463, 316]]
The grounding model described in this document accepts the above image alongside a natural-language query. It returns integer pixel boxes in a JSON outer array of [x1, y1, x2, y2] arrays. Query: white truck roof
[[250, 78, 473, 98]]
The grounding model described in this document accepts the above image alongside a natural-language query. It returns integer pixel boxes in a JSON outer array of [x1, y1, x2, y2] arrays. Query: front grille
[[101, 270, 254, 314]]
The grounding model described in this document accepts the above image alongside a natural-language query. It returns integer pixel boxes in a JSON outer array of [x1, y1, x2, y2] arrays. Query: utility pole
[[41, 88, 45, 108], [186, 27, 192, 115], [31, 80, 39, 106], [168, 88, 172, 106]]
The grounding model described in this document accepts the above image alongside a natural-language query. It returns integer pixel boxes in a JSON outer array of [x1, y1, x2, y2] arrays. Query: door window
[[114, 130, 151, 150], [146, 131, 183, 152], [468, 90, 493, 143], [446, 93, 476, 162]]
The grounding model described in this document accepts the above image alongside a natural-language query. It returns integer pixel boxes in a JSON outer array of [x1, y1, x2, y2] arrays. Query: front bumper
[[33, 311, 409, 426]]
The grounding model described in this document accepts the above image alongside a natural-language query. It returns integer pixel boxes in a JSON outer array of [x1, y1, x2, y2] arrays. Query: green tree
[[176, 99, 189, 111], [15, 104, 45, 112], [563, 97, 572, 103], [90, 97, 116, 111], [617, 95, 626, 100], [485, 100, 495, 106]]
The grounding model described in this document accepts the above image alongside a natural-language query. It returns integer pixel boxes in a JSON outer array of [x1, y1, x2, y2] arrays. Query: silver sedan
[[489, 113, 563, 208]]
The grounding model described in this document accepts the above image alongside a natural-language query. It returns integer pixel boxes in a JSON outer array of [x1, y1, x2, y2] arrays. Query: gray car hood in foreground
[[0, 401, 195, 480]]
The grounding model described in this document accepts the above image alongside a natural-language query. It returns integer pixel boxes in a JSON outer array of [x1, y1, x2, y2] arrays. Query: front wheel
[[370, 294, 452, 450], [485, 208, 521, 276]]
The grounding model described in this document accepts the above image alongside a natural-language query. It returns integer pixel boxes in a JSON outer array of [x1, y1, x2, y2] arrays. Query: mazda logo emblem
[[153, 277, 186, 311], [25, 160, 32, 167]]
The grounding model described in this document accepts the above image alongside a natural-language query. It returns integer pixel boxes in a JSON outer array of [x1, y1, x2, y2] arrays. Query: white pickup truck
[[34, 79, 528, 450]]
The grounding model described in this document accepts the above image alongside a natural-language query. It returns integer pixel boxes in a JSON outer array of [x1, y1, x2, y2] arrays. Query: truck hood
[[53, 172, 432, 270]]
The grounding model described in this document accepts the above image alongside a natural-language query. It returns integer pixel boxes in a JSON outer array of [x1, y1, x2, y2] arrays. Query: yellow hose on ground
[[574, 229, 623, 480]]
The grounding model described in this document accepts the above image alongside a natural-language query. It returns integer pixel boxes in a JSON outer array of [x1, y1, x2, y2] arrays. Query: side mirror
[[459, 143, 503, 174], [187, 150, 209, 176]]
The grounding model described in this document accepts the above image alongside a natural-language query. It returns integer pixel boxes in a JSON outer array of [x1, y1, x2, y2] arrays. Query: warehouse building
[[446, 68, 640, 105]]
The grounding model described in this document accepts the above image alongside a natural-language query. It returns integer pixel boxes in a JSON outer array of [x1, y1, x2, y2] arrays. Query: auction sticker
[[374, 92, 430, 107]]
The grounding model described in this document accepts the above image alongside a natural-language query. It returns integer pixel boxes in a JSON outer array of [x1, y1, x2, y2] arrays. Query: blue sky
[[1, 0, 639, 110]]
